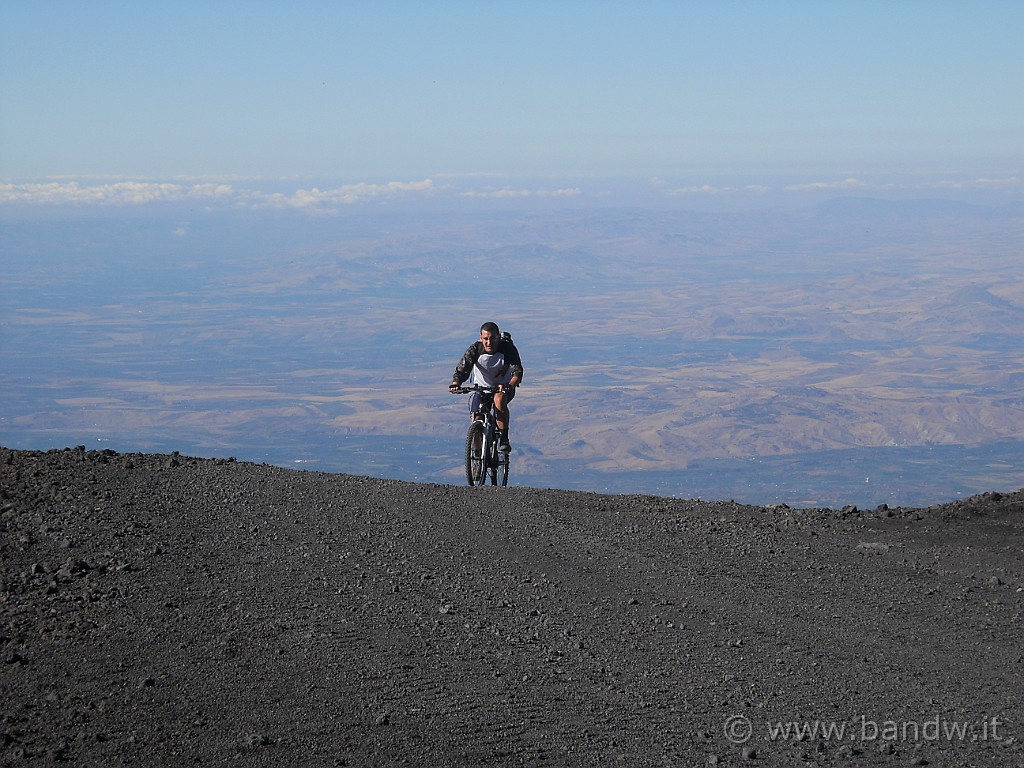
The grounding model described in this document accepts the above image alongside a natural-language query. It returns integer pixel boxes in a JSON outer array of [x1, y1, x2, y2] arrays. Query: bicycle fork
[[475, 413, 495, 475]]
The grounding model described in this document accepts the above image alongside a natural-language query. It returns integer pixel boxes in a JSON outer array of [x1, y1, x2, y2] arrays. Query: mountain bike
[[451, 384, 510, 487]]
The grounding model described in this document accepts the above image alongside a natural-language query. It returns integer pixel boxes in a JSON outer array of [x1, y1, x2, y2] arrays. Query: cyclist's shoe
[[498, 432, 512, 452]]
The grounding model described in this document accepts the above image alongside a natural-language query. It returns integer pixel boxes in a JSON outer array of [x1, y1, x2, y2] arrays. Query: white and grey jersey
[[453, 340, 524, 388]]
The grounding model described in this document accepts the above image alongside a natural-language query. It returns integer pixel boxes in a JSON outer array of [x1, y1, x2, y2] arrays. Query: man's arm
[[451, 342, 481, 386], [505, 342, 524, 384]]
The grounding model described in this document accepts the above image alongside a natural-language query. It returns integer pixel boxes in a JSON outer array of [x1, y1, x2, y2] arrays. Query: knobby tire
[[465, 421, 485, 486]]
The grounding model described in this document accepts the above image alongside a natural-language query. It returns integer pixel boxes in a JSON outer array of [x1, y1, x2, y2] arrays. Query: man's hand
[[449, 382, 461, 393]]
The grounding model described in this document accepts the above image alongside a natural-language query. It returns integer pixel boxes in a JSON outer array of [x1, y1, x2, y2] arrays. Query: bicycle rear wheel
[[465, 421, 486, 486], [487, 439, 498, 486]]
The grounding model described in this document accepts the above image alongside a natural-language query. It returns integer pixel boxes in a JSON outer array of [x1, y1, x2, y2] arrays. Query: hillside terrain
[[2, 445, 1022, 766], [3, 202, 1024, 507]]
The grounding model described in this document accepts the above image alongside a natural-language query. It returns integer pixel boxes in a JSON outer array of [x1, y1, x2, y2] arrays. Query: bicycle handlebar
[[450, 384, 509, 395]]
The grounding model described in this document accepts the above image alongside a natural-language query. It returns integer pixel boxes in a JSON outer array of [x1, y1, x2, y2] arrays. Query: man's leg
[[494, 392, 511, 451]]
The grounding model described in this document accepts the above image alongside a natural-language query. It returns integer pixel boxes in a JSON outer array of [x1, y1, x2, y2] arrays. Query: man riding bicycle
[[449, 322, 523, 452]]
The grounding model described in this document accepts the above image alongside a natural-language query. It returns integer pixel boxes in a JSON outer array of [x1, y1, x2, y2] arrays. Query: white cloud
[[459, 188, 530, 199], [770, 175, 1024, 195], [784, 176, 1022, 194], [934, 176, 1022, 190], [975, 177, 1021, 188], [458, 187, 582, 199], [189, 183, 235, 199], [665, 184, 735, 197], [242, 179, 435, 211], [0, 178, 436, 212], [655, 182, 770, 197], [0, 181, 234, 206], [3, 174, 1017, 211], [433, 171, 510, 179], [784, 178, 868, 192]]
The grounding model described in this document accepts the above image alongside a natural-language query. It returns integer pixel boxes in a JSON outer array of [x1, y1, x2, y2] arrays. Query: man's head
[[480, 321, 500, 353]]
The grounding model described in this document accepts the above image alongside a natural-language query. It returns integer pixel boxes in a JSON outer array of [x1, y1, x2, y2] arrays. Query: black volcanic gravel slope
[[1, 445, 1022, 767]]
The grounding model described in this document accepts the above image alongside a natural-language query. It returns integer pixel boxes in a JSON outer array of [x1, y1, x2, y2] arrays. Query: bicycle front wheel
[[465, 421, 486, 486], [497, 447, 509, 487]]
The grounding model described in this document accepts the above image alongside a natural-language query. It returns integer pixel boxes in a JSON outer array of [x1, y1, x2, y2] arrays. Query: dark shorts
[[468, 386, 515, 415]]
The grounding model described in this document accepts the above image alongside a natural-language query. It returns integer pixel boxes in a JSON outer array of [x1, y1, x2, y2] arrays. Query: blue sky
[[1, 1, 1021, 208]]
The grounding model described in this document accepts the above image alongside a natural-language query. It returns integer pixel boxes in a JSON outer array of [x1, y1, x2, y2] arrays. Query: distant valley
[[2, 199, 1023, 507]]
